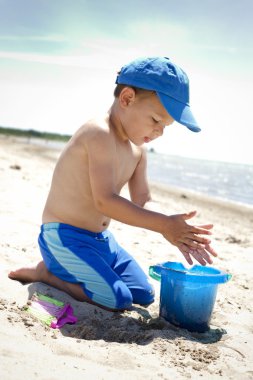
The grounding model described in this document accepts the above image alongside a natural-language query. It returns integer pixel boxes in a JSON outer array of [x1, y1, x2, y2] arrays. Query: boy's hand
[[162, 210, 218, 266]]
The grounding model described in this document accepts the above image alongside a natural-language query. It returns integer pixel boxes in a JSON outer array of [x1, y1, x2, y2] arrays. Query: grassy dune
[[0, 126, 71, 142]]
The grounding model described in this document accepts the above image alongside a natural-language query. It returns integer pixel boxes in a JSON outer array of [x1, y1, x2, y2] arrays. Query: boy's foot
[[8, 261, 47, 284], [8, 261, 90, 304]]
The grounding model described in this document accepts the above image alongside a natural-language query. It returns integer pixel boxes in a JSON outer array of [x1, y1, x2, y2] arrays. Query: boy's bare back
[[42, 115, 143, 232]]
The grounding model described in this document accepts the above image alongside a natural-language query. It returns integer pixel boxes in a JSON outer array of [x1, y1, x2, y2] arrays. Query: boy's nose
[[154, 126, 164, 137]]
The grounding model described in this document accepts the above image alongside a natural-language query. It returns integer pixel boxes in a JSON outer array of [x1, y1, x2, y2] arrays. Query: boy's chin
[[132, 140, 145, 147]]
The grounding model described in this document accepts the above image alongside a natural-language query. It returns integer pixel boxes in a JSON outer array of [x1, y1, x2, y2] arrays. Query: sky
[[0, 0, 252, 164]]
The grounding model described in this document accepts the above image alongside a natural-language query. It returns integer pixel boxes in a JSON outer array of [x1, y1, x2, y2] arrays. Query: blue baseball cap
[[116, 56, 201, 132]]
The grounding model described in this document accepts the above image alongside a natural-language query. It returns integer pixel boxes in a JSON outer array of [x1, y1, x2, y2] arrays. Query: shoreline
[[149, 181, 253, 215]]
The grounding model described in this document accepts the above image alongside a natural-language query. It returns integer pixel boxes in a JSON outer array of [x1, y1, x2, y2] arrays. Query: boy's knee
[[140, 286, 155, 306], [131, 282, 155, 306]]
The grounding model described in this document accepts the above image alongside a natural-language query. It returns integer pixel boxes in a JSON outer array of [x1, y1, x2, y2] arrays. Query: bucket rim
[[149, 261, 232, 284]]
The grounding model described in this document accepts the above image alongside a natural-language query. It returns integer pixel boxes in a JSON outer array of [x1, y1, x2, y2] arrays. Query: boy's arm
[[86, 127, 217, 265], [128, 147, 163, 212], [128, 147, 152, 206]]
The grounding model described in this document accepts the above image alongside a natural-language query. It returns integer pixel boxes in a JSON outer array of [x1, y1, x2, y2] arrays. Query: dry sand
[[0, 134, 253, 380]]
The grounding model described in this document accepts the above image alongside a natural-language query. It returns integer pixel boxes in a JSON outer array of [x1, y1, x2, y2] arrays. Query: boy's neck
[[108, 101, 129, 142]]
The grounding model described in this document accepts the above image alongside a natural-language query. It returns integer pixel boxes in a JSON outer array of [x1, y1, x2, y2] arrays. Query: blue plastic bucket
[[149, 262, 231, 332]]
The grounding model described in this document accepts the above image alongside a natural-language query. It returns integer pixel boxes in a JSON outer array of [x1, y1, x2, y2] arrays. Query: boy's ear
[[119, 87, 136, 108]]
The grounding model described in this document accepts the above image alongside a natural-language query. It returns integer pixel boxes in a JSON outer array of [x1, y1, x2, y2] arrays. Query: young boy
[[9, 57, 217, 311]]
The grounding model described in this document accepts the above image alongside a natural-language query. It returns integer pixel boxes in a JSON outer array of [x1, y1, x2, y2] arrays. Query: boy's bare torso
[[42, 115, 142, 232]]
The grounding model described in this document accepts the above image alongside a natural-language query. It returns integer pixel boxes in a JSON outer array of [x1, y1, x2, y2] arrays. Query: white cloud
[[192, 44, 237, 54], [0, 50, 114, 69], [0, 34, 68, 42], [127, 21, 190, 45]]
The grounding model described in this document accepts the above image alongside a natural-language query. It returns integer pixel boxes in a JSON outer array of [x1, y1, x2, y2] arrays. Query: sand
[[0, 134, 253, 380]]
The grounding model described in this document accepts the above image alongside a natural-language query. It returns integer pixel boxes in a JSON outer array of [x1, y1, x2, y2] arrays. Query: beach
[[0, 134, 253, 380]]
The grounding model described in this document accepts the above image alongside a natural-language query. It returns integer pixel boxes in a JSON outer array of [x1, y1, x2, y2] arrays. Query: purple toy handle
[[50, 304, 78, 329]]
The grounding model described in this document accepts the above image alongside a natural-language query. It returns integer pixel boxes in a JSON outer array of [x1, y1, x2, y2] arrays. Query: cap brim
[[157, 92, 201, 132]]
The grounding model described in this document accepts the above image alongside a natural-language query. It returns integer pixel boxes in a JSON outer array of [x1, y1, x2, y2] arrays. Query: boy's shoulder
[[76, 116, 111, 138], [70, 116, 112, 148]]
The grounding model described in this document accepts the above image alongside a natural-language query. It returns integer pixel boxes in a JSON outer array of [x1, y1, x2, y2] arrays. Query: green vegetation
[[0, 126, 71, 142]]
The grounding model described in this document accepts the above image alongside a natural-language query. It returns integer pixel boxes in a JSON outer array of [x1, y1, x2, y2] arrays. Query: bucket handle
[[149, 264, 187, 281], [149, 265, 162, 281]]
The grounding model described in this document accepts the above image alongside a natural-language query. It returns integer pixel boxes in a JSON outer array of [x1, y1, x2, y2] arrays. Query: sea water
[[147, 152, 253, 207]]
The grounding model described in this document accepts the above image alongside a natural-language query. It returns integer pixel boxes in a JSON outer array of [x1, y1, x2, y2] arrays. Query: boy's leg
[[8, 261, 125, 312]]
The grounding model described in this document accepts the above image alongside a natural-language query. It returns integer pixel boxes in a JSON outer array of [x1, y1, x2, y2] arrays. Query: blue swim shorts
[[38, 223, 155, 310]]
